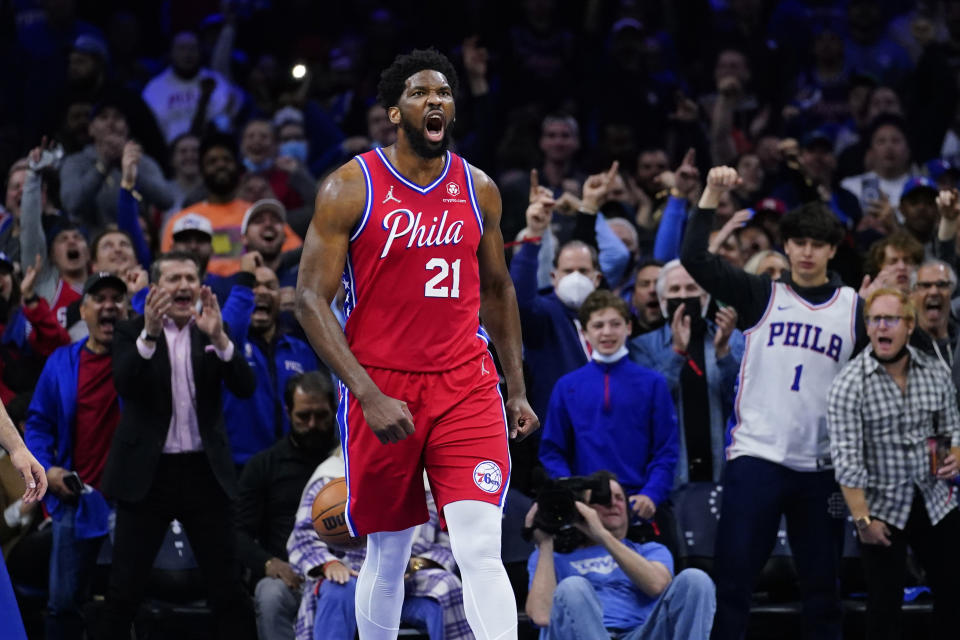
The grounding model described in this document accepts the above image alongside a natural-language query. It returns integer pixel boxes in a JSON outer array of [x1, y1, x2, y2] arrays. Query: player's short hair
[[284, 370, 335, 414], [864, 231, 924, 277], [864, 287, 916, 323], [579, 289, 631, 326], [377, 48, 459, 108], [150, 250, 200, 283], [779, 202, 845, 246]]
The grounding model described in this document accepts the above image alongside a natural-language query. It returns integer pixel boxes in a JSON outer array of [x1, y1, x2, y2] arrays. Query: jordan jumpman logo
[[382, 185, 401, 204]]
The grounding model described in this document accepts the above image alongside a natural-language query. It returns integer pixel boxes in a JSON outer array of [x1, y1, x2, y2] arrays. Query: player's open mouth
[[425, 111, 445, 142], [67, 248, 81, 260], [877, 336, 893, 347], [261, 229, 277, 242]]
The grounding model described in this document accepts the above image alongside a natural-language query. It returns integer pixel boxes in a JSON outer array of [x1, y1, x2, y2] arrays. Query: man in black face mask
[[236, 371, 338, 640], [630, 259, 743, 486]]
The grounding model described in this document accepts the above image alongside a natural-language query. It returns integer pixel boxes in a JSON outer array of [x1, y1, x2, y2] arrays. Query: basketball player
[[680, 167, 868, 640], [295, 49, 539, 640]]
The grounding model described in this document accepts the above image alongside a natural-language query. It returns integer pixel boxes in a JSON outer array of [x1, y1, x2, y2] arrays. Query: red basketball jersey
[[343, 148, 489, 372]]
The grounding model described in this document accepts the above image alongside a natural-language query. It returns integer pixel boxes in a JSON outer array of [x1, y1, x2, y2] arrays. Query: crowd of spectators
[[2, 0, 960, 639]]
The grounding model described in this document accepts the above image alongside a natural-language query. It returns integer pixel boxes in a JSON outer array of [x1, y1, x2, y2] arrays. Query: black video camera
[[532, 473, 612, 553]]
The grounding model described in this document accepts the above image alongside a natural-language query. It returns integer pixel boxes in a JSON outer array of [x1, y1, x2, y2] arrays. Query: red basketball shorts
[[338, 352, 511, 536]]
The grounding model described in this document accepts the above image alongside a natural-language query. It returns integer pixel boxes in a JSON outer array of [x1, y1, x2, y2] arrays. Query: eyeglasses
[[866, 315, 907, 328], [915, 280, 952, 291]]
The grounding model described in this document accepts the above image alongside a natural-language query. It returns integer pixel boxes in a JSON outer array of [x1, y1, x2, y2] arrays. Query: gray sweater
[[59, 145, 172, 231]]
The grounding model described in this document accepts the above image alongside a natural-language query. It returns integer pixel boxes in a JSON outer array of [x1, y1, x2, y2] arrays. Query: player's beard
[[400, 112, 453, 159]]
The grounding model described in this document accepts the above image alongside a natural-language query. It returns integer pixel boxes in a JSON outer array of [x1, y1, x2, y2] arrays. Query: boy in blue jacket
[[539, 289, 679, 531]]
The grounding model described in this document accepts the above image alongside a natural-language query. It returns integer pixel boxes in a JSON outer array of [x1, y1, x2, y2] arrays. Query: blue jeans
[[47, 504, 105, 640], [313, 578, 446, 640], [543, 569, 716, 640], [711, 456, 844, 640], [254, 576, 299, 640]]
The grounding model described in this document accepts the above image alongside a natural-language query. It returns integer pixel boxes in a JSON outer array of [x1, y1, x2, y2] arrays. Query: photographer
[[524, 471, 715, 640], [827, 288, 960, 640]]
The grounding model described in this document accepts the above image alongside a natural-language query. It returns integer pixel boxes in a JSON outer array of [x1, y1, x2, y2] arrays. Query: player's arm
[[473, 165, 540, 440], [295, 163, 414, 444]]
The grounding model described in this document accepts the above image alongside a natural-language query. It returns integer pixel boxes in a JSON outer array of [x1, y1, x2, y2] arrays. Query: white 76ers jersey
[[729, 282, 858, 471]]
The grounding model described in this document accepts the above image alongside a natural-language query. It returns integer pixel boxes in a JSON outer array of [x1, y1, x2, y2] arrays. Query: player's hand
[[858, 520, 892, 547], [323, 560, 358, 585], [265, 558, 304, 590], [629, 494, 656, 520], [359, 391, 415, 444], [858, 264, 898, 300], [10, 446, 46, 503], [699, 166, 741, 209], [506, 395, 539, 441]]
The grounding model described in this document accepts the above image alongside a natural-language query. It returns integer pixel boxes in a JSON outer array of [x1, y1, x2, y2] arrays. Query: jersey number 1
[[790, 364, 802, 392], [425, 258, 461, 298]]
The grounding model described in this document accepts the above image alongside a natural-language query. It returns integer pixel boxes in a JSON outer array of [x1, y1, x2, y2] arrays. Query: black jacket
[[102, 316, 256, 502]]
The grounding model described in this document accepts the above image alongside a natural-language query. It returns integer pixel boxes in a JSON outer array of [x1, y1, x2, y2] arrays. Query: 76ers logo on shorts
[[446, 181, 461, 196], [473, 461, 502, 493]]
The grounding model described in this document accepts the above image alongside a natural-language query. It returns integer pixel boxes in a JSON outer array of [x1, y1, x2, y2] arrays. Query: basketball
[[311, 477, 358, 547]]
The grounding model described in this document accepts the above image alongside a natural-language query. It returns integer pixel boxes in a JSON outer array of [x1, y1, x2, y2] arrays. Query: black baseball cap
[[82, 272, 127, 296]]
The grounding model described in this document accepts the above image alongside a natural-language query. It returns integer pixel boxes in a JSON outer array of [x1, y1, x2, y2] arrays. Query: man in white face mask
[[551, 241, 603, 309], [512, 239, 605, 465]]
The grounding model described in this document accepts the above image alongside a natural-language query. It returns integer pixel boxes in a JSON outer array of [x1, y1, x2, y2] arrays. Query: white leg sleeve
[[355, 526, 416, 640], [445, 500, 518, 640]]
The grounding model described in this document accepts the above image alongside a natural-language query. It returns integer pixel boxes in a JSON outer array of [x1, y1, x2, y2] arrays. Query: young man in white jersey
[[680, 167, 868, 640]]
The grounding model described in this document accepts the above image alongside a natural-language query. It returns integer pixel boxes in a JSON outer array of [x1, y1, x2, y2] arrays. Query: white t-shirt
[[840, 170, 911, 211], [142, 67, 238, 142]]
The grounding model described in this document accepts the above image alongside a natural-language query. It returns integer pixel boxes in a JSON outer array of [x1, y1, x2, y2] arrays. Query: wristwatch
[[855, 515, 872, 531]]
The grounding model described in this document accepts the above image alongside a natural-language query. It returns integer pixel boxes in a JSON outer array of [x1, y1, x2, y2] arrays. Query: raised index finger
[[681, 147, 696, 168], [529, 169, 540, 202], [604, 161, 620, 187]]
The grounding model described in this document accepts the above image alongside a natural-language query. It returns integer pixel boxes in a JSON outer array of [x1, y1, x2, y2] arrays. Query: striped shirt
[[286, 452, 473, 640], [827, 346, 960, 528]]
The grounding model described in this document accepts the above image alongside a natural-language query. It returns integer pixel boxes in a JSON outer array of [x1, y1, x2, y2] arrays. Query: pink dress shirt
[[136, 317, 235, 453]]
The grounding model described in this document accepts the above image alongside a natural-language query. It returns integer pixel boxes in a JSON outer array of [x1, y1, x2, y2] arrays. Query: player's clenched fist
[[359, 390, 416, 444], [506, 396, 539, 441]]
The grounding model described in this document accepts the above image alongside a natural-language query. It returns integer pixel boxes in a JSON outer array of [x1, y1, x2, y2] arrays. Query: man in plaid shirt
[[286, 452, 473, 640], [827, 288, 960, 640]]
